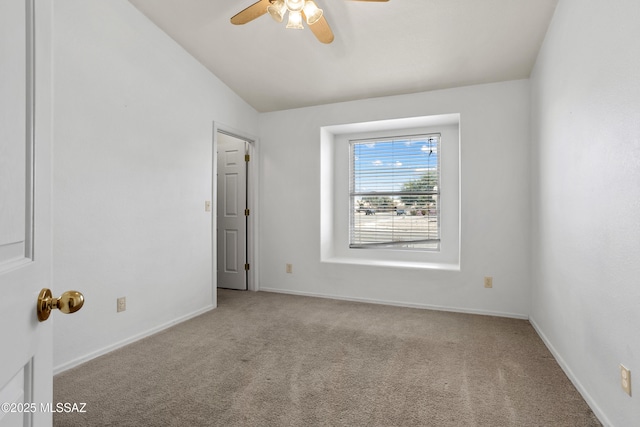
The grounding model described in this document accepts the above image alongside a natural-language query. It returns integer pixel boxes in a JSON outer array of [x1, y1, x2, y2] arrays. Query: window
[[349, 134, 440, 250], [320, 115, 459, 269]]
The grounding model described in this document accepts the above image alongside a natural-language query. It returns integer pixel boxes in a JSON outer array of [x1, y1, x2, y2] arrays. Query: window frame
[[348, 133, 442, 251]]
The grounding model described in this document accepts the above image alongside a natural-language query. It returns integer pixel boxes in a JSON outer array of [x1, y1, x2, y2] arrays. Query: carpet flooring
[[54, 289, 600, 426]]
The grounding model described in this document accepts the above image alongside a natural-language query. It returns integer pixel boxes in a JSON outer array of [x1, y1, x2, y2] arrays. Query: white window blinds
[[349, 134, 440, 250]]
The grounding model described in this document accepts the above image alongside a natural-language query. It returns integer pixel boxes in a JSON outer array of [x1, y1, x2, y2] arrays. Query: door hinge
[[244, 263, 250, 271], [244, 208, 250, 216], [245, 154, 250, 162]]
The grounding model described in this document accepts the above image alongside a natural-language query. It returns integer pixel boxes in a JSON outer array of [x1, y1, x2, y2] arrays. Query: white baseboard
[[529, 316, 611, 427], [259, 287, 528, 320], [53, 304, 215, 375]]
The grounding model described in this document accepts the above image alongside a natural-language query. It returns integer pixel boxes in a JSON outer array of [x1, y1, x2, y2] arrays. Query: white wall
[[52, 0, 258, 371], [530, 0, 640, 425], [258, 80, 532, 318]]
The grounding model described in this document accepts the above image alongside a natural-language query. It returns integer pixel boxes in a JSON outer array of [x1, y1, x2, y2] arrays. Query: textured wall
[[52, 0, 258, 371], [530, 0, 640, 424], [258, 80, 532, 318]]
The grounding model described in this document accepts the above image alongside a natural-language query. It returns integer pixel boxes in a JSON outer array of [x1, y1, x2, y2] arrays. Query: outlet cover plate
[[621, 364, 632, 396]]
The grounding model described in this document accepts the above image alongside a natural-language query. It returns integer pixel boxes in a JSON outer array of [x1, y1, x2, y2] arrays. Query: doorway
[[216, 130, 252, 290]]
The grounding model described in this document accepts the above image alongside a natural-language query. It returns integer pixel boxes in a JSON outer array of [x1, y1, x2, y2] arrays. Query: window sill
[[321, 256, 460, 271]]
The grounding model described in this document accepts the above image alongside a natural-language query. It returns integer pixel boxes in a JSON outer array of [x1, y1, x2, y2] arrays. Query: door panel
[[224, 174, 239, 216], [0, 1, 53, 426], [0, 364, 30, 427], [0, 0, 28, 265], [223, 230, 238, 273], [216, 133, 247, 290]]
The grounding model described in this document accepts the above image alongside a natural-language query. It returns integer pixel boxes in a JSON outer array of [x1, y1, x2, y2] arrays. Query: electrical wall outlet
[[286, 263, 293, 274], [484, 276, 493, 288], [117, 297, 126, 313], [205, 201, 211, 212], [621, 364, 632, 396]]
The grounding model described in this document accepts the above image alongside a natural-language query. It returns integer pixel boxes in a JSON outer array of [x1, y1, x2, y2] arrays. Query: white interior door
[[216, 133, 248, 290], [0, 1, 54, 426]]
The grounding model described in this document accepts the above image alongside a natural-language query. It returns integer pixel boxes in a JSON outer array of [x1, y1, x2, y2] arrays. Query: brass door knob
[[37, 288, 84, 322]]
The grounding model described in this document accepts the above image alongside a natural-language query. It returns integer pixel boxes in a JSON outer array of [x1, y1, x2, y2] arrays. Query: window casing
[[349, 134, 440, 250], [320, 115, 460, 270]]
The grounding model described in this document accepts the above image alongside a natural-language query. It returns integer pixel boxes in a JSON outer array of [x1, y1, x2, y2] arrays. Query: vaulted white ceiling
[[129, 0, 558, 112]]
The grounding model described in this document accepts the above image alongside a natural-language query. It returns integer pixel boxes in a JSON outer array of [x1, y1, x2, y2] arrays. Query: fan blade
[[305, 14, 334, 44], [230, 0, 271, 25]]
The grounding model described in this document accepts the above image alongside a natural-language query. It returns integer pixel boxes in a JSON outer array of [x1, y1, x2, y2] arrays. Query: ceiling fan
[[230, 0, 389, 44]]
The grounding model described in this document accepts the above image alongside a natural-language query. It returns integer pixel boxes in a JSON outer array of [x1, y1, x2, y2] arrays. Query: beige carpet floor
[[54, 289, 600, 426]]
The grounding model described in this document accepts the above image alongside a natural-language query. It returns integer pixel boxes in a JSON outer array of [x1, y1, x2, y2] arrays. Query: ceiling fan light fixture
[[303, 1, 323, 25], [286, 10, 304, 29], [267, 0, 287, 23], [285, 0, 305, 13]]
